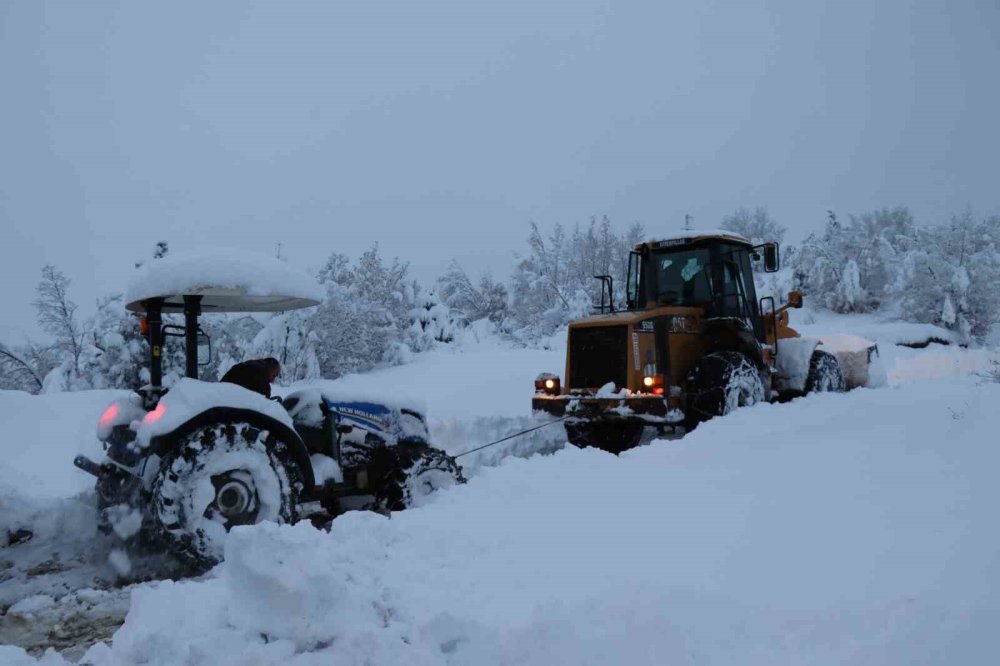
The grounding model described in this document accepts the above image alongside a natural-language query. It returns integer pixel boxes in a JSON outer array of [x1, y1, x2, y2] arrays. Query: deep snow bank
[[289, 337, 564, 421], [30, 376, 999, 665], [0, 389, 127, 504]]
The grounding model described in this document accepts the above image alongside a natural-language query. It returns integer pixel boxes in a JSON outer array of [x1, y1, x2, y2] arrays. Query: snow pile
[[124, 249, 323, 313], [135, 378, 294, 448], [286, 338, 564, 421], [796, 309, 959, 348], [0, 389, 127, 502], [18, 376, 997, 665]]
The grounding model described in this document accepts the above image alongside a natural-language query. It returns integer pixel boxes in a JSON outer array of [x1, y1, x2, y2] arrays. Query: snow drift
[[6, 375, 996, 665]]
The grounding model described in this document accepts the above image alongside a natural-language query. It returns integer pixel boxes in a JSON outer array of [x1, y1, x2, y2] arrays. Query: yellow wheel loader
[[532, 230, 881, 453]]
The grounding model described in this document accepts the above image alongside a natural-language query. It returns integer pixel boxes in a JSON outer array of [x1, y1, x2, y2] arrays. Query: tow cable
[[453, 415, 571, 459]]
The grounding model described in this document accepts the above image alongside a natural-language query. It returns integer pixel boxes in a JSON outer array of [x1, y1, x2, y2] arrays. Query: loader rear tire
[[565, 421, 645, 454], [685, 351, 765, 429], [805, 350, 845, 394]]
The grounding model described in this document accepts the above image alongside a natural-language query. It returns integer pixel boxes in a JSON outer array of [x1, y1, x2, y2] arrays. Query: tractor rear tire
[[151, 422, 302, 572], [369, 443, 466, 512], [685, 351, 765, 429], [565, 421, 645, 454], [805, 350, 846, 394]]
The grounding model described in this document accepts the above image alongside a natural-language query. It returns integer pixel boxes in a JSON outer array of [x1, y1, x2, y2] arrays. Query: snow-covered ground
[[1, 317, 998, 664]]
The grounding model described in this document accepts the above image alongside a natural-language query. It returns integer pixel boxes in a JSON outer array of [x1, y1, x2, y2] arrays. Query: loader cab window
[[650, 248, 713, 307], [716, 244, 763, 340], [626, 251, 643, 309]]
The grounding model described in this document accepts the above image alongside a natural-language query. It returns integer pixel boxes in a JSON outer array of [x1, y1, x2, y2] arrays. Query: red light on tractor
[[139, 317, 149, 335], [144, 402, 166, 424], [99, 403, 120, 429]]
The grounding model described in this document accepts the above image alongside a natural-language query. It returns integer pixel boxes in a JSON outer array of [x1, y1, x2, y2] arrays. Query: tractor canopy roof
[[124, 249, 324, 313], [640, 228, 752, 251]]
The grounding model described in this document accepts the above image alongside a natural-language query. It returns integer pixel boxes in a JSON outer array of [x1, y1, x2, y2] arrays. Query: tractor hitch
[[73, 455, 103, 478]]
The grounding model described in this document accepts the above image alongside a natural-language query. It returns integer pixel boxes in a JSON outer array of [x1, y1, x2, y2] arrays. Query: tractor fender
[[146, 407, 316, 490]]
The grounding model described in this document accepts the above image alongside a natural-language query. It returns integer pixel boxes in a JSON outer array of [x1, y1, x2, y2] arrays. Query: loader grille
[[568, 325, 628, 390]]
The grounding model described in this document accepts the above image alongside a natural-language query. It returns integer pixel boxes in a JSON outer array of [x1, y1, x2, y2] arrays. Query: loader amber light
[[139, 317, 149, 335]]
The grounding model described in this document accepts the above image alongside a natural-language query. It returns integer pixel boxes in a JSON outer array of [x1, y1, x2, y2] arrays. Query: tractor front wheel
[[369, 443, 466, 512], [151, 422, 302, 571]]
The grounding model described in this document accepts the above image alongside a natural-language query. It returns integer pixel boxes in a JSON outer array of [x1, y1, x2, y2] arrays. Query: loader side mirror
[[787, 291, 803, 309], [763, 243, 780, 272]]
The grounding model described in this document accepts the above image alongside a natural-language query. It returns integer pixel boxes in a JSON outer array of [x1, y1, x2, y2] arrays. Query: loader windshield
[[651, 248, 713, 306]]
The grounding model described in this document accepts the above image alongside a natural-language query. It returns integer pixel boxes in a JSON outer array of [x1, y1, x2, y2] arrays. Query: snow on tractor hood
[[283, 386, 429, 443], [124, 249, 324, 313], [134, 379, 295, 448]]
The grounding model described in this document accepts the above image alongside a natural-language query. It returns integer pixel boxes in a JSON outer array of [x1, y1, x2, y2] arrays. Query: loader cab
[[625, 233, 777, 342]]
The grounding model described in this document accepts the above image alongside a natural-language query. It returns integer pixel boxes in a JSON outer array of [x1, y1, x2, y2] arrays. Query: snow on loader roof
[[645, 228, 752, 248], [124, 249, 324, 313]]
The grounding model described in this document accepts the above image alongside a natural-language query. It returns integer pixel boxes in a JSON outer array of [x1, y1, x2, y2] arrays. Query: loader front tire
[[805, 350, 846, 394], [685, 351, 765, 429]]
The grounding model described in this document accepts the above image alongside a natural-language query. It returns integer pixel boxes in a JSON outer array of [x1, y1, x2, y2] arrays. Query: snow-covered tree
[[508, 218, 644, 339], [411, 288, 458, 348], [34, 265, 84, 376], [794, 208, 914, 313], [436, 261, 508, 326], [894, 211, 1000, 342], [721, 206, 786, 247], [0, 343, 51, 393], [77, 294, 147, 390]]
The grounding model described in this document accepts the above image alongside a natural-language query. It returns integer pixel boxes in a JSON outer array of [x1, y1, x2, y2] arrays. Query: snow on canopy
[[124, 249, 324, 313], [648, 228, 752, 247]]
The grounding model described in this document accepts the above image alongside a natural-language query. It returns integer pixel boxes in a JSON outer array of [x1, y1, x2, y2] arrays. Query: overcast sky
[[2, 0, 998, 342]]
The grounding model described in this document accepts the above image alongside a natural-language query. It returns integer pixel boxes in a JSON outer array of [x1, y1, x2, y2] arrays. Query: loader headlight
[[641, 374, 665, 395], [534, 373, 561, 395]]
